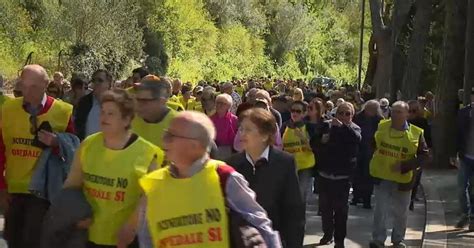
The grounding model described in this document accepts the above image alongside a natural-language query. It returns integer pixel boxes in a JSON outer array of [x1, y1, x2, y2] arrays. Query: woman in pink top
[[210, 93, 238, 159]]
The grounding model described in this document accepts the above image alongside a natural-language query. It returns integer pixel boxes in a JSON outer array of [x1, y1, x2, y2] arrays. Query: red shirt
[[0, 96, 75, 190]]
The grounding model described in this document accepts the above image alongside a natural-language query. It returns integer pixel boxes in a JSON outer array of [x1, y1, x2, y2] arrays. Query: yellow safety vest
[[2, 97, 72, 193], [132, 108, 177, 149], [263, 82, 273, 90], [81, 132, 160, 245], [140, 160, 230, 248], [282, 125, 315, 171], [235, 86, 244, 97], [369, 120, 423, 183]]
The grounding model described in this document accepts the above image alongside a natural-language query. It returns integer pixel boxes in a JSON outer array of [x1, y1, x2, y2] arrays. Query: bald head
[[20, 65, 49, 104], [173, 111, 216, 149]]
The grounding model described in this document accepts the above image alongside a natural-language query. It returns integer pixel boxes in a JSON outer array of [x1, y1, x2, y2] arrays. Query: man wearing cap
[[132, 75, 178, 150], [74, 69, 113, 140], [0, 65, 75, 248], [455, 86, 474, 230]]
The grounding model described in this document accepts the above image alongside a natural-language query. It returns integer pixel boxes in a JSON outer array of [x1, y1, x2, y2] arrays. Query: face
[[307, 101, 320, 118], [53, 74, 63, 84], [100, 102, 131, 134], [20, 70, 48, 104], [201, 93, 215, 110], [47, 86, 60, 98], [293, 92, 303, 102], [408, 103, 421, 119], [239, 118, 269, 151], [336, 105, 353, 124], [172, 80, 182, 94], [391, 105, 409, 124], [162, 119, 200, 167], [215, 98, 230, 115], [135, 89, 164, 120], [91, 72, 111, 98], [290, 104, 306, 122]]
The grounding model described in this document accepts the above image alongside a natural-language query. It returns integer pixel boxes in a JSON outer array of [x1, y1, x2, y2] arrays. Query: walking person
[[352, 100, 383, 209], [0, 65, 75, 248], [369, 101, 429, 248], [64, 89, 162, 248], [314, 102, 361, 247], [454, 87, 474, 229], [281, 101, 315, 205], [226, 108, 305, 247], [138, 111, 282, 247]]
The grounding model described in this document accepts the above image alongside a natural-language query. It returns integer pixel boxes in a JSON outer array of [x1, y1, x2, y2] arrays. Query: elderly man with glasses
[[0, 64, 75, 248], [137, 111, 282, 248], [369, 101, 429, 248]]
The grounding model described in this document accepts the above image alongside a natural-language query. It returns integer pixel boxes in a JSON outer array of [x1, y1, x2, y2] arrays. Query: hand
[[240, 226, 267, 248], [450, 157, 460, 169], [37, 130, 58, 147], [331, 118, 342, 127], [321, 133, 330, 144], [391, 162, 402, 173], [77, 218, 93, 229], [117, 224, 136, 248]]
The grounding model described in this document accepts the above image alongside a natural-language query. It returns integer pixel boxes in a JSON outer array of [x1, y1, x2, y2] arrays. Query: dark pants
[[352, 150, 373, 205], [87, 238, 139, 248], [318, 175, 350, 242], [5, 193, 50, 248], [411, 169, 423, 201]]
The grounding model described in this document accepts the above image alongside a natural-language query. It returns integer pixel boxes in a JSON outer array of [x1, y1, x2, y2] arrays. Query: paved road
[[303, 188, 425, 248], [424, 169, 474, 247]]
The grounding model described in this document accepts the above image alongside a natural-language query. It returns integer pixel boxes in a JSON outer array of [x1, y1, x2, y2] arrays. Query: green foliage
[[0, 0, 369, 86]]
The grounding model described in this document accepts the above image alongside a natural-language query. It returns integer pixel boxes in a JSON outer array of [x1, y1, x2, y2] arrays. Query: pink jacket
[[210, 112, 239, 146]]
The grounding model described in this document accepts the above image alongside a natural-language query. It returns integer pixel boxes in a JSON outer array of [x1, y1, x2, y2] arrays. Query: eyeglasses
[[216, 101, 228, 105], [91, 78, 106, 84], [163, 129, 198, 141], [337, 111, 351, 117], [291, 109, 303, 114]]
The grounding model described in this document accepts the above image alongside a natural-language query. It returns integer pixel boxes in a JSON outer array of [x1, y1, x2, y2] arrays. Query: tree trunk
[[363, 35, 377, 87], [401, 0, 433, 100], [432, 0, 467, 168], [389, 0, 413, 101], [369, 0, 392, 99], [464, 0, 474, 105]]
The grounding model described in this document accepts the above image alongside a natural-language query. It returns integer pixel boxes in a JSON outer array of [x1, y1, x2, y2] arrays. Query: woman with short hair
[[64, 89, 162, 248], [210, 93, 238, 160], [226, 108, 305, 248]]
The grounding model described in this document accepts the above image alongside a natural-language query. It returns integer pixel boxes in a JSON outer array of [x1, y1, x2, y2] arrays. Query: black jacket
[[314, 121, 362, 176], [457, 104, 473, 159], [226, 147, 305, 248], [74, 93, 94, 140]]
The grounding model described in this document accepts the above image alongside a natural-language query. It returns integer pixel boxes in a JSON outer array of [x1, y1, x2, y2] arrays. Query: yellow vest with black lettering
[[369, 120, 423, 183], [81, 132, 160, 245], [282, 126, 315, 171], [2, 97, 72, 193], [132, 108, 177, 149], [140, 160, 229, 248]]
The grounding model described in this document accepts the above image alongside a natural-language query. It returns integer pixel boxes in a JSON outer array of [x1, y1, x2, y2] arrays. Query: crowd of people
[[0, 64, 472, 248]]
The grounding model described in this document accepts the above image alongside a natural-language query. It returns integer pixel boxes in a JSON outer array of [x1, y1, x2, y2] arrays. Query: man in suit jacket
[[74, 69, 112, 140]]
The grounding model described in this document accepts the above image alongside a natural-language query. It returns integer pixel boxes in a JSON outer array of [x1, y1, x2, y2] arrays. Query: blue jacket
[[29, 132, 80, 202]]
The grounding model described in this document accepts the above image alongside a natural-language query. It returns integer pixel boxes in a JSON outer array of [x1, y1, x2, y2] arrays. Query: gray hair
[[178, 111, 216, 149], [392, 101, 409, 111], [361, 99, 383, 117]]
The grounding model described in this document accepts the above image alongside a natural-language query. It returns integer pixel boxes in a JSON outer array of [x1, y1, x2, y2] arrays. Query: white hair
[[216, 93, 233, 107], [361, 99, 383, 117]]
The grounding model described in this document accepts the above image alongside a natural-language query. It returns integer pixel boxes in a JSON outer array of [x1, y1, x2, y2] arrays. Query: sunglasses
[[291, 109, 303, 114], [337, 111, 351, 117]]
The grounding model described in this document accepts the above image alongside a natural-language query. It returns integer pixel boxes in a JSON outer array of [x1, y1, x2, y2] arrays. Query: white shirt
[[245, 146, 270, 166]]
